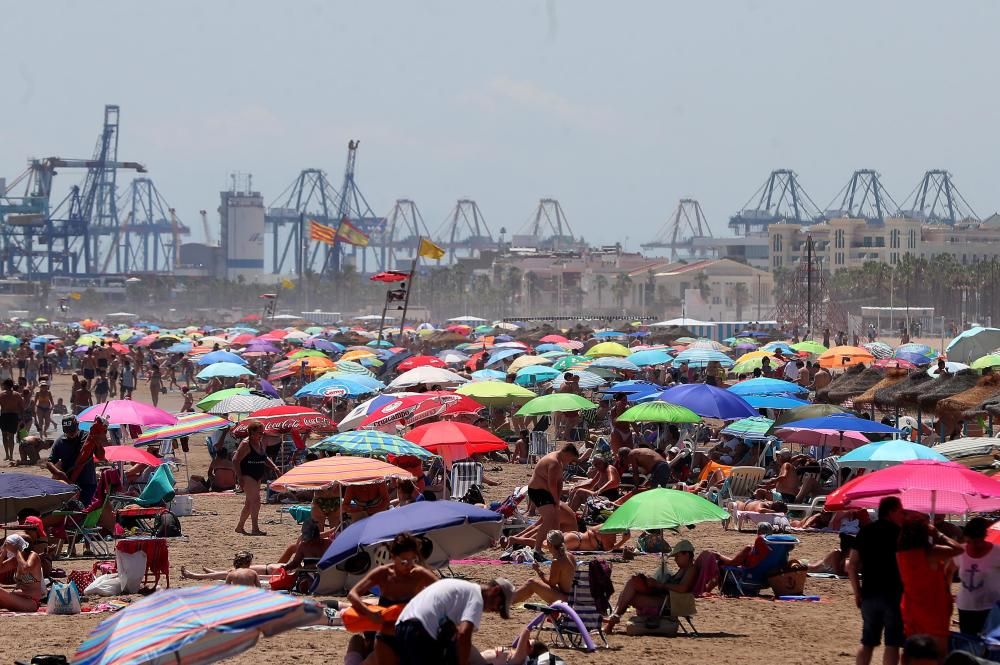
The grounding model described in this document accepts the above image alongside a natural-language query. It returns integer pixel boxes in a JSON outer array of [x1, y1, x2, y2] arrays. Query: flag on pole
[[308, 219, 337, 245], [280, 278, 295, 289], [335, 218, 370, 247], [418, 237, 445, 260]]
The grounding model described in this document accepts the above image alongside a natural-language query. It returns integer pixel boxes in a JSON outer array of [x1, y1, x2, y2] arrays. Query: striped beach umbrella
[[73, 584, 322, 665], [334, 360, 377, 377], [590, 357, 641, 372], [134, 413, 231, 446], [551, 370, 606, 390], [672, 348, 734, 368], [721, 416, 775, 438], [270, 456, 413, 492], [311, 431, 435, 459], [207, 395, 284, 416]]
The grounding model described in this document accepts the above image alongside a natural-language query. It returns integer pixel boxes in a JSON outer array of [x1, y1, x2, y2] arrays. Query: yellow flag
[[418, 237, 445, 260], [281, 278, 295, 290], [69, 292, 82, 301]]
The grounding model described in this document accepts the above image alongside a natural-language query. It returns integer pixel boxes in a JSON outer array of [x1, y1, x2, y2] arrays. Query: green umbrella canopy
[[552, 355, 590, 371], [515, 393, 597, 416], [791, 340, 827, 354], [615, 401, 701, 424], [600, 488, 729, 532], [768, 403, 849, 432], [971, 354, 1000, 370], [195, 387, 251, 412], [455, 380, 537, 407]]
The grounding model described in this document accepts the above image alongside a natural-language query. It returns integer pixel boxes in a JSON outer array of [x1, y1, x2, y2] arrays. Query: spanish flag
[[418, 237, 446, 260], [308, 219, 337, 245], [336, 218, 370, 247]]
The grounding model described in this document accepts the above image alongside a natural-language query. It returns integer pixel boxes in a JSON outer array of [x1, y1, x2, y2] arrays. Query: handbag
[[46, 581, 82, 615]]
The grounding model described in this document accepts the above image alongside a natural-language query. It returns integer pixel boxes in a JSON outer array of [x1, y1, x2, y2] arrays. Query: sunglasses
[[395, 556, 418, 565]]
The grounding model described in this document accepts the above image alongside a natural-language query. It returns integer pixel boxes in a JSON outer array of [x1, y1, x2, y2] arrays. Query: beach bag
[[767, 560, 807, 596], [154, 511, 182, 537], [68, 570, 95, 593], [46, 581, 81, 615], [84, 574, 122, 597], [116, 550, 147, 593], [460, 484, 484, 505], [268, 567, 295, 591], [92, 560, 117, 577], [588, 559, 615, 616]]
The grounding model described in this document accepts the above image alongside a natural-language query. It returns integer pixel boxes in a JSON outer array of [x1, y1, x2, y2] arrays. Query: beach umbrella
[[926, 361, 970, 378], [101, 446, 163, 467], [387, 366, 467, 390], [971, 354, 1000, 371], [196, 350, 246, 366], [552, 355, 589, 371], [0, 473, 76, 523], [456, 380, 536, 407], [826, 459, 1000, 514], [721, 416, 775, 438], [770, 403, 849, 430], [744, 394, 810, 410], [779, 412, 902, 435], [656, 384, 758, 420], [689, 339, 729, 352], [585, 341, 631, 358], [317, 502, 502, 573], [838, 440, 948, 470], [762, 341, 796, 355], [334, 360, 377, 377], [539, 334, 569, 344], [893, 351, 932, 366], [735, 350, 777, 364], [727, 377, 808, 396], [288, 349, 328, 360], [627, 349, 674, 367], [514, 365, 561, 386], [614, 400, 700, 424], [947, 327, 1000, 364], [791, 340, 827, 355], [593, 330, 627, 339], [135, 413, 232, 445], [355, 393, 484, 430], [195, 388, 250, 412], [599, 488, 729, 533], [397, 355, 447, 372], [862, 342, 894, 359], [165, 342, 193, 354], [438, 350, 470, 364], [515, 393, 597, 416], [589, 357, 640, 372], [270, 456, 412, 492], [873, 358, 918, 370], [196, 362, 255, 380], [229, 405, 335, 438], [72, 584, 322, 665], [896, 343, 935, 357], [731, 357, 782, 375], [551, 370, 606, 390], [311, 431, 435, 459], [404, 421, 507, 459], [79, 401, 177, 427], [295, 376, 377, 399], [316, 372, 385, 391], [777, 428, 870, 450], [818, 346, 875, 369], [484, 348, 526, 366], [336, 393, 417, 431], [505, 354, 551, 373], [208, 394, 282, 416], [672, 348, 733, 368], [306, 339, 344, 353], [535, 343, 567, 354], [469, 369, 507, 382]]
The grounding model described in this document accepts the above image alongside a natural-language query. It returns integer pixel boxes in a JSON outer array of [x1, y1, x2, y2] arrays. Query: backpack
[[461, 484, 485, 505], [154, 511, 182, 537], [587, 559, 615, 616]]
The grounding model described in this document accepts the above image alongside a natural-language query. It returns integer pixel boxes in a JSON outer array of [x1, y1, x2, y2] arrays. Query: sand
[[2, 376, 873, 665]]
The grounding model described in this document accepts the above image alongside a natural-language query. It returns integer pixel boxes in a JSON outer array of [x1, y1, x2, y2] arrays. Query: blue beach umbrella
[[196, 350, 247, 366], [470, 369, 507, 381], [744, 394, 810, 410], [838, 439, 948, 470], [656, 383, 758, 420], [727, 377, 809, 397], [628, 349, 674, 367], [780, 413, 902, 434], [295, 377, 377, 399], [196, 362, 255, 380], [672, 349, 734, 368], [514, 365, 561, 386]]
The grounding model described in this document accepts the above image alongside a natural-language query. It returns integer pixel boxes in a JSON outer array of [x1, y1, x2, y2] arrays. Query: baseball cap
[[23, 516, 45, 540], [62, 415, 79, 430], [493, 578, 515, 619], [669, 539, 695, 556]]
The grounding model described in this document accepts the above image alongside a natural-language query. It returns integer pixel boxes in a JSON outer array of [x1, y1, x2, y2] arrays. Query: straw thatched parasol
[[853, 368, 910, 408], [872, 370, 934, 409], [938, 373, 1000, 420], [917, 369, 982, 411], [817, 363, 880, 404]]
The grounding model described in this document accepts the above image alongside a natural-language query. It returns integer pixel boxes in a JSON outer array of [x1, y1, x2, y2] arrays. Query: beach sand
[[2, 376, 872, 665]]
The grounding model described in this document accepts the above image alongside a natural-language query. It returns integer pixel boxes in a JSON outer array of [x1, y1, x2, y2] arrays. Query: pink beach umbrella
[[101, 446, 163, 467], [776, 428, 871, 451], [827, 459, 1000, 514], [78, 400, 179, 427]]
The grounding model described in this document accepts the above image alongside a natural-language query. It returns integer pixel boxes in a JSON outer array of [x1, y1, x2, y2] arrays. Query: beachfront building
[[644, 258, 775, 323], [769, 217, 1000, 271]]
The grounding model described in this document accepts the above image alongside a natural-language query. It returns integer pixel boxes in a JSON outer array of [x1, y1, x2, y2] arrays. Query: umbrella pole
[[916, 406, 922, 444]]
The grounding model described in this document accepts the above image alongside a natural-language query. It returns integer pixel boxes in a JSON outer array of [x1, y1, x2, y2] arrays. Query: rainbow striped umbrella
[[134, 413, 231, 446], [73, 584, 321, 665]]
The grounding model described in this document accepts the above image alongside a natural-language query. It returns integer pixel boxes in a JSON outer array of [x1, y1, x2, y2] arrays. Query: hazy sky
[[3, 1, 999, 248]]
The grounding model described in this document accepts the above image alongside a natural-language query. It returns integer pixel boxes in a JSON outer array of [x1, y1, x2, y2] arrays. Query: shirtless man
[[0, 380, 24, 461], [568, 454, 621, 509], [769, 450, 802, 502], [609, 393, 634, 453], [621, 446, 671, 489], [526, 443, 579, 561]]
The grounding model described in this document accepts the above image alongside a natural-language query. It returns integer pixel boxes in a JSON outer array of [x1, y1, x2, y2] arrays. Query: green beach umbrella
[[615, 401, 701, 424], [971, 354, 1000, 370], [721, 415, 775, 437], [731, 357, 770, 374], [552, 355, 589, 371], [334, 360, 377, 377], [791, 340, 827, 355], [515, 393, 597, 416], [600, 488, 729, 532], [456, 380, 537, 407], [585, 341, 631, 358], [290, 349, 328, 359], [195, 387, 251, 412], [310, 431, 435, 459]]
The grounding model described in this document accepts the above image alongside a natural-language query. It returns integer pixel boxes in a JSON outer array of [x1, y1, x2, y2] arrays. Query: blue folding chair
[[721, 534, 799, 596]]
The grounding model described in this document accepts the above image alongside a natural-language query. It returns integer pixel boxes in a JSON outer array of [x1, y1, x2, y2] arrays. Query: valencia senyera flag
[[308, 219, 337, 245]]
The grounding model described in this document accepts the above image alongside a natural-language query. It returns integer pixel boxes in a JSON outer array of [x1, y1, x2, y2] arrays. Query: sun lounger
[[714, 466, 765, 506], [726, 502, 791, 532], [785, 496, 826, 519]]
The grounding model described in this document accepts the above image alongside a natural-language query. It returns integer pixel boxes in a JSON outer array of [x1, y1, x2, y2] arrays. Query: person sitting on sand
[[0, 534, 44, 611], [311, 485, 343, 531], [606, 539, 697, 633], [567, 454, 620, 510], [512, 531, 576, 605]]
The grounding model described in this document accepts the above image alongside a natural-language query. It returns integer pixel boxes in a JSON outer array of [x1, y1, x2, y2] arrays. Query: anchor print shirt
[[957, 546, 1000, 611]]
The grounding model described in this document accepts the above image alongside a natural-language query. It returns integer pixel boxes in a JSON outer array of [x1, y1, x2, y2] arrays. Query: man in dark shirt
[[46, 415, 98, 505], [847, 496, 905, 665]]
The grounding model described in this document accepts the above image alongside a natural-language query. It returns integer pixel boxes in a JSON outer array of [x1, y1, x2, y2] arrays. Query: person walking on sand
[[0, 380, 23, 461], [526, 443, 579, 562], [232, 419, 279, 536]]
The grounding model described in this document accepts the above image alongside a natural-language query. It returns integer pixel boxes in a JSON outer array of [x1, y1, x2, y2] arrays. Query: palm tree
[[611, 273, 633, 311], [524, 272, 542, 315], [594, 274, 609, 307], [733, 282, 750, 320]]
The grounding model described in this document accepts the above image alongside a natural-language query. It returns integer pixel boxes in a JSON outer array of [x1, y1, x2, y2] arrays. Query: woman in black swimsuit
[[233, 420, 279, 536]]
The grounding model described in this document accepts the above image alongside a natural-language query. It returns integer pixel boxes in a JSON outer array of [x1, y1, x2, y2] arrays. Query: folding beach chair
[[715, 466, 765, 507], [61, 500, 112, 558], [525, 561, 611, 651], [529, 431, 551, 462], [721, 534, 799, 597], [111, 464, 176, 508], [448, 461, 484, 500]]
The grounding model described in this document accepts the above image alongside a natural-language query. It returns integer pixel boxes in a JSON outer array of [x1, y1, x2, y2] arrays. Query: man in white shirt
[[391, 577, 514, 665], [782, 359, 801, 382]]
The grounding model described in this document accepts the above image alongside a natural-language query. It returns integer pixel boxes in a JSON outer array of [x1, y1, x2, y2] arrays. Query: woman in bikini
[[233, 420, 279, 536], [513, 530, 576, 604], [34, 381, 54, 438], [0, 534, 43, 611]]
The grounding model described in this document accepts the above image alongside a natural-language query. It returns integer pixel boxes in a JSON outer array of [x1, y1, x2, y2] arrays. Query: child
[[52, 398, 68, 417]]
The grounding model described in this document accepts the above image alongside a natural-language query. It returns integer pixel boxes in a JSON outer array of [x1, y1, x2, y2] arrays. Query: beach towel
[[692, 550, 720, 596]]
